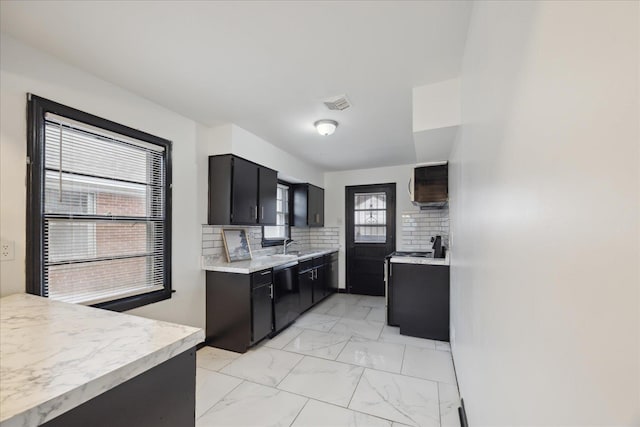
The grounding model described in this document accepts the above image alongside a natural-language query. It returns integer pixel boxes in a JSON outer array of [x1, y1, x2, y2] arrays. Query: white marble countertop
[[0, 293, 204, 427], [202, 247, 340, 274], [390, 252, 450, 266]]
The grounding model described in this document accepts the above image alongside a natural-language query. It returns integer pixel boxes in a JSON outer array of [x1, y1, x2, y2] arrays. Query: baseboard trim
[[459, 398, 469, 427]]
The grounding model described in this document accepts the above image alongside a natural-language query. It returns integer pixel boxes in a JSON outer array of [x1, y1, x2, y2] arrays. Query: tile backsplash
[[202, 225, 340, 259], [399, 208, 449, 252]]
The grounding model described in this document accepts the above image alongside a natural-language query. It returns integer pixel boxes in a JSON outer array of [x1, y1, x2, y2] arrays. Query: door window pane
[[353, 192, 386, 243]]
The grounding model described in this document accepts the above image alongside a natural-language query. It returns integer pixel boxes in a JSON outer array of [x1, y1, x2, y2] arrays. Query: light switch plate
[[1, 240, 15, 261]]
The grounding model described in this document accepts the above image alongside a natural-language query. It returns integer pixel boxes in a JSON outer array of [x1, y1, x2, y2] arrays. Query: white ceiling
[[0, 1, 471, 171]]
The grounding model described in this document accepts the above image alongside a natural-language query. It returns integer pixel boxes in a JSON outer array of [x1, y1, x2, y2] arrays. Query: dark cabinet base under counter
[[204, 249, 339, 353], [206, 269, 274, 353], [388, 261, 450, 342], [0, 294, 203, 427], [42, 348, 196, 427]]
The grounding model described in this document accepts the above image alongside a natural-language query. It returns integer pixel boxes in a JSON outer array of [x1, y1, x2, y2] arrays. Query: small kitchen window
[[26, 95, 172, 311], [262, 183, 290, 246]]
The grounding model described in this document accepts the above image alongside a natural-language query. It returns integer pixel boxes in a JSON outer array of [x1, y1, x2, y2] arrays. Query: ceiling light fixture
[[314, 119, 338, 136]]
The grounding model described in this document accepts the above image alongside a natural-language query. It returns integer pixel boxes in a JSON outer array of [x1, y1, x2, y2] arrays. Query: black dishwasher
[[273, 261, 300, 334]]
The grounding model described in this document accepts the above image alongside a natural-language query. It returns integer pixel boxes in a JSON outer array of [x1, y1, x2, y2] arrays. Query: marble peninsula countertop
[[390, 251, 450, 266], [0, 293, 204, 427], [202, 247, 340, 274]]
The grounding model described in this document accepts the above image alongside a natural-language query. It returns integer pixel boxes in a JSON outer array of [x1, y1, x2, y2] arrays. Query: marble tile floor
[[196, 293, 460, 427]]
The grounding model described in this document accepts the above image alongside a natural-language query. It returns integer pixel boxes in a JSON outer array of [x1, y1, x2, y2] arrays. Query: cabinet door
[[308, 185, 324, 227], [307, 186, 317, 226], [299, 271, 314, 312], [328, 258, 338, 292], [258, 167, 277, 225], [251, 283, 273, 344], [316, 187, 324, 226], [231, 157, 258, 224], [312, 266, 326, 303]]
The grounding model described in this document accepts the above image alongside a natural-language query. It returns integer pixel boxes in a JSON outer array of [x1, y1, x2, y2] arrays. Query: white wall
[[0, 35, 205, 328], [412, 78, 460, 132], [324, 164, 420, 289], [231, 124, 324, 186], [449, 1, 639, 425]]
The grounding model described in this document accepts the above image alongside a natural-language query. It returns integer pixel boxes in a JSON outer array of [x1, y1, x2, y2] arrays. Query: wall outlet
[[1, 240, 15, 261]]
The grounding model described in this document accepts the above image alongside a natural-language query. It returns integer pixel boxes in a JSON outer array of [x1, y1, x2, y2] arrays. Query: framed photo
[[221, 228, 252, 262]]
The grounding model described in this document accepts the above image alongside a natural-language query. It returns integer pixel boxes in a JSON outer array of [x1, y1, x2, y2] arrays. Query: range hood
[[409, 163, 448, 209]]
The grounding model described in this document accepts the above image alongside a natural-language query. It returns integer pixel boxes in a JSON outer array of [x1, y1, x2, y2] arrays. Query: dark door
[[232, 157, 258, 224], [258, 166, 277, 225], [346, 183, 396, 296], [251, 283, 273, 343]]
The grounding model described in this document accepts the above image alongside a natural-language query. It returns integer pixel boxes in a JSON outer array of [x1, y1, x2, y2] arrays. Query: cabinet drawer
[[252, 269, 272, 287], [298, 259, 313, 272]]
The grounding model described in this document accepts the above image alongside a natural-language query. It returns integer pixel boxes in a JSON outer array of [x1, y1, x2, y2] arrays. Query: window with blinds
[[27, 95, 172, 310], [263, 183, 290, 243]]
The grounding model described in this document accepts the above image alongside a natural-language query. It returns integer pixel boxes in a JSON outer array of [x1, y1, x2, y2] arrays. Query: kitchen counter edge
[[0, 294, 204, 427]]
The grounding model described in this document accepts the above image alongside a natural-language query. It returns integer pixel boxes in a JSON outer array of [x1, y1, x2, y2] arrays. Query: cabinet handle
[[260, 270, 270, 275], [309, 270, 314, 280], [261, 206, 264, 220], [269, 284, 273, 299], [255, 206, 258, 220], [315, 213, 320, 224]]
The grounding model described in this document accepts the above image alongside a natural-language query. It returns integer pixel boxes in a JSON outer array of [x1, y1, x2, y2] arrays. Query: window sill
[[92, 288, 172, 312]]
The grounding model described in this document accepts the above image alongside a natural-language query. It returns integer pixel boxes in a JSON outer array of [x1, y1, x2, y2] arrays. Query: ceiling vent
[[323, 95, 351, 111]]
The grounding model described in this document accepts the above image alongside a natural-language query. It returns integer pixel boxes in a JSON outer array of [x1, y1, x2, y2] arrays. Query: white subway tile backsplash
[[202, 225, 340, 259], [398, 208, 449, 252]]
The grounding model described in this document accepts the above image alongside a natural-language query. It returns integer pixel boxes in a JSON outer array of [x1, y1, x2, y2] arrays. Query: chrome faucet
[[283, 239, 299, 255]]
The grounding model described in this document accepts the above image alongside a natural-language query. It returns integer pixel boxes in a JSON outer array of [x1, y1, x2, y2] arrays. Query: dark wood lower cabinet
[[205, 270, 273, 353], [390, 263, 450, 341], [326, 252, 339, 292], [299, 268, 314, 312], [205, 252, 338, 352], [43, 348, 196, 427]]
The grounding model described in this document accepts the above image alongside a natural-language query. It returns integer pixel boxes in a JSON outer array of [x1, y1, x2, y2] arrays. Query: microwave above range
[[409, 163, 448, 209]]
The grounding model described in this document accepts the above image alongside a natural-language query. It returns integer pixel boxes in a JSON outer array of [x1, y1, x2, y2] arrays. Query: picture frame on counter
[[221, 228, 252, 262]]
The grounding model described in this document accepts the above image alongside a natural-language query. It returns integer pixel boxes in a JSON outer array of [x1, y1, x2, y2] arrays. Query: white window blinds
[[263, 183, 289, 240], [42, 113, 167, 305]]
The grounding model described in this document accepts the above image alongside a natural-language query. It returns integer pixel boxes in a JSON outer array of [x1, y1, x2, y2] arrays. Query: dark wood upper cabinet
[[293, 183, 324, 227], [231, 157, 258, 224], [258, 167, 277, 225], [208, 154, 277, 225]]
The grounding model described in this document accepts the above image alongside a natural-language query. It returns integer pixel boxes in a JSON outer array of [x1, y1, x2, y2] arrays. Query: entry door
[[346, 184, 396, 296]]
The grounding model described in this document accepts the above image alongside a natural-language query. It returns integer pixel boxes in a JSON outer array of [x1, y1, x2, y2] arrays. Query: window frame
[[261, 180, 292, 247], [26, 94, 173, 312]]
